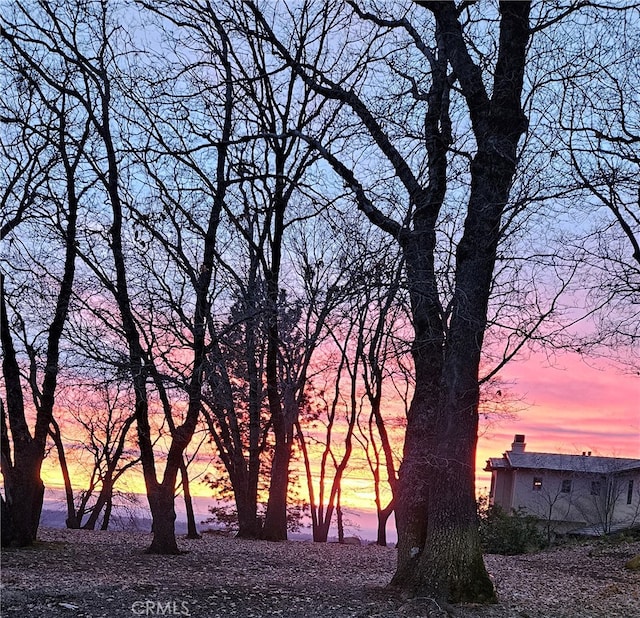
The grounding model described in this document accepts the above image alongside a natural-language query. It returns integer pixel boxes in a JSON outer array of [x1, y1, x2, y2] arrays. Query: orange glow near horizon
[[36, 350, 638, 521]]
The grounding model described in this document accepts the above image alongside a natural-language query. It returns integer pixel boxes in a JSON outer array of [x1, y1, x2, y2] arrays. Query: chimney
[[511, 434, 526, 453]]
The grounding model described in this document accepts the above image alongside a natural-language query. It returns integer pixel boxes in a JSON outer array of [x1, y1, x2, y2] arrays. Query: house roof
[[485, 452, 640, 474]]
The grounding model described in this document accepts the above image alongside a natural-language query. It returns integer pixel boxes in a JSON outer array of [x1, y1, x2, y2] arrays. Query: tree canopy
[[1, 0, 638, 605]]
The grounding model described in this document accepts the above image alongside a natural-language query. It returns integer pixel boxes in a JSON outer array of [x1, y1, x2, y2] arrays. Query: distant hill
[[39, 508, 318, 540], [39, 508, 172, 533]]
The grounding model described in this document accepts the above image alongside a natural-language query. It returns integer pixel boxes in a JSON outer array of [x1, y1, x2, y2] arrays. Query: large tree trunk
[[1, 450, 45, 547], [261, 430, 292, 541], [393, 403, 493, 601], [234, 480, 260, 539], [390, 229, 443, 581], [147, 484, 180, 554], [390, 2, 532, 603], [421, 426, 491, 602], [391, 376, 494, 601], [390, 395, 433, 585], [1, 278, 46, 547]]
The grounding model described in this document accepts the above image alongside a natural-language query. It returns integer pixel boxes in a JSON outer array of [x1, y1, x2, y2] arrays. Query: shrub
[[478, 499, 545, 555], [203, 501, 309, 534]]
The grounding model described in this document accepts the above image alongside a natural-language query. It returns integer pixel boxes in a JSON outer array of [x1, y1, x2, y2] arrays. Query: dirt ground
[[1, 528, 639, 617]]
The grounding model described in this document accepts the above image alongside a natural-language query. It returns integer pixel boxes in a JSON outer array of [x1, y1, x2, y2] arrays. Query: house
[[485, 434, 640, 535]]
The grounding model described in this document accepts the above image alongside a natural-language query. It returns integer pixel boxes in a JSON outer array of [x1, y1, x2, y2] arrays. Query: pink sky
[[476, 351, 640, 492], [39, 348, 637, 536]]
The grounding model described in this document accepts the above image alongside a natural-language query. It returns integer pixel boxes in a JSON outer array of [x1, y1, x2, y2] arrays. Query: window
[[628, 480, 635, 505], [561, 479, 572, 493], [533, 477, 543, 491], [591, 481, 601, 496]]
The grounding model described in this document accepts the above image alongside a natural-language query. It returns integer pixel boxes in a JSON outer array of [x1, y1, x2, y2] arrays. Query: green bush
[[478, 499, 545, 555]]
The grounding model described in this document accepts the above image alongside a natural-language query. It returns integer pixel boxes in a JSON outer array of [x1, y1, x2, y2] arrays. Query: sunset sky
[[475, 351, 639, 493], [39, 347, 638, 540]]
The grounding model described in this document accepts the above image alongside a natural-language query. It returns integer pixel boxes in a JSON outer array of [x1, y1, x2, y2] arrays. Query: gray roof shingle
[[485, 452, 640, 474]]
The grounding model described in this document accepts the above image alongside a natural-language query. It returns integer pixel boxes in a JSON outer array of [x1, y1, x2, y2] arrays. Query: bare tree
[[1, 11, 88, 544], [244, 0, 532, 600], [356, 248, 406, 547], [300, 294, 363, 543], [575, 467, 640, 536], [142, 0, 350, 542], [200, 286, 268, 539], [58, 380, 139, 530], [528, 475, 575, 544], [1, 0, 237, 553], [557, 5, 640, 365]]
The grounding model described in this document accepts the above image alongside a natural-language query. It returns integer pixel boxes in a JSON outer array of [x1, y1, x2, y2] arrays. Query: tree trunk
[[389, 1, 532, 602], [390, 386, 434, 585], [1, 266, 42, 542], [180, 460, 200, 539], [82, 473, 113, 530], [262, 386, 299, 542], [1, 279, 46, 548], [261, 433, 292, 541], [147, 485, 180, 554], [297, 420, 319, 540], [336, 487, 344, 543], [0, 40, 79, 543], [234, 481, 260, 539], [1, 448, 45, 547], [49, 419, 80, 529], [376, 500, 394, 547], [391, 391, 495, 602], [259, 144, 291, 542], [101, 496, 113, 531], [313, 520, 329, 543], [399, 414, 494, 602], [1, 494, 11, 547]]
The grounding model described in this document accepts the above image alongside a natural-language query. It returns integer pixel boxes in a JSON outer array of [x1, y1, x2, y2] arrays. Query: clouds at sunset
[[476, 351, 639, 490]]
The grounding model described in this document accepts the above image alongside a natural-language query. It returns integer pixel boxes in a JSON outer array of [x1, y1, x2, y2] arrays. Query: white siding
[[492, 468, 640, 534]]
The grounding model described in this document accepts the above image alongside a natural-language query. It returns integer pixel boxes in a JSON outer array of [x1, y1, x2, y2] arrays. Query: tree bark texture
[[390, 1, 532, 602]]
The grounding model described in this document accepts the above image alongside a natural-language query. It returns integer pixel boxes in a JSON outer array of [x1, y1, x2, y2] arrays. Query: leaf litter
[[1, 528, 638, 617]]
